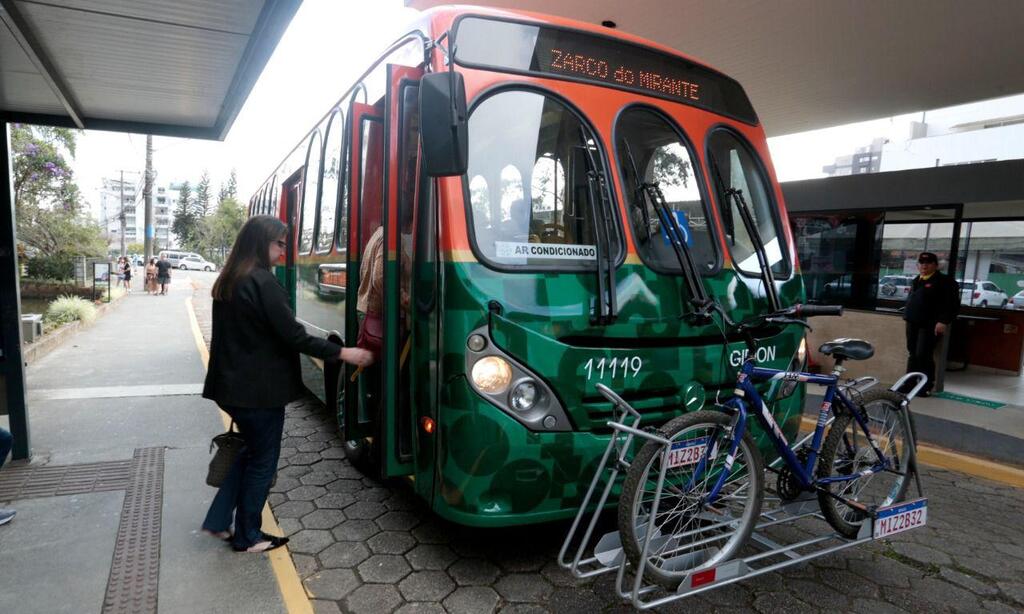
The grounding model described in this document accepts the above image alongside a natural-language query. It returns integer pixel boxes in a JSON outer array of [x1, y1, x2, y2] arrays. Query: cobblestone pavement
[[190, 275, 1024, 613]]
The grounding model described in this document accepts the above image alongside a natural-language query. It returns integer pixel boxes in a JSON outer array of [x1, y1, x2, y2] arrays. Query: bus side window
[[299, 131, 323, 254], [398, 82, 420, 317]]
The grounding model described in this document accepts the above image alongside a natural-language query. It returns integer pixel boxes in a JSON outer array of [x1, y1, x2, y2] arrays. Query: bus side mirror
[[420, 71, 468, 177]]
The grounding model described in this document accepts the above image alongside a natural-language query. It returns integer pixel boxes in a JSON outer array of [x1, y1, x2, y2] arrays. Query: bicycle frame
[[705, 358, 890, 503]]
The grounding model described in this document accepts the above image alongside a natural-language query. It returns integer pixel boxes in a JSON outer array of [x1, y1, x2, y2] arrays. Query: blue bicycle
[[617, 303, 918, 588]]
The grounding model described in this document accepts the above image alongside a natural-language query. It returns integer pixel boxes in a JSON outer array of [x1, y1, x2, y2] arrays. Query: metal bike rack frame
[[560, 374, 929, 609]]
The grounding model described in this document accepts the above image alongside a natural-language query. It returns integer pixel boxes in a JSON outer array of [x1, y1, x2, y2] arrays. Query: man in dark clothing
[[903, 251, 959, 396]]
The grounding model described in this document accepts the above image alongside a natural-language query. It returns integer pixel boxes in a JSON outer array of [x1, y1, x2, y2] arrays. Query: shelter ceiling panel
[[15, 0, 249, 126], [0, 71, 66, 116], [407, 0, 1024, 137], [27, 0, 263, 35]]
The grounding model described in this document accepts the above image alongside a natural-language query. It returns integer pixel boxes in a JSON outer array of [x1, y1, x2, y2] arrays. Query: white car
[[178, 255, 216, 272], [1010, 290, 1024, 310], [960, 279, 1008, 308], [877, 275, 914, 301]]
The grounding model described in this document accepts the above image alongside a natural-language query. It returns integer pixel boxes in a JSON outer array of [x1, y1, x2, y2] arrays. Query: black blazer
[[203, 267, 342, 408]]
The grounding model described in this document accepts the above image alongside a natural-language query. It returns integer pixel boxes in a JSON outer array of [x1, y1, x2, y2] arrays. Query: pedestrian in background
[[0, 427, 15, 526], [200, 215, 372, 553], [122, 257, 133, 293], [902, 251, 959, 397], [115, 256, 125, 288], [145, 258, 158, 295], [156, 255, 172, 295]]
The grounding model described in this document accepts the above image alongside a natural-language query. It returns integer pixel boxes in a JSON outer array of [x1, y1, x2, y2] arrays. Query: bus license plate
[[873, 498, 927, 540], [667, 437, 709, 469]]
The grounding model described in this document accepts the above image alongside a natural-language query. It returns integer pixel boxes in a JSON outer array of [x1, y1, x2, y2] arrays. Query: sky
[[73, 0, 418, 218], [69, 0, 1023, 218]]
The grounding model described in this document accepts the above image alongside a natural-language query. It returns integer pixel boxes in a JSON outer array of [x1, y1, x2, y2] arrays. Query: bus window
[[318, 110, 344, 253], [615, 107, 718, 273], [466, 89, 618, 269], [299, 131, 323, 254], [268, 176, 278, 217], [707, 129, 789, 277]]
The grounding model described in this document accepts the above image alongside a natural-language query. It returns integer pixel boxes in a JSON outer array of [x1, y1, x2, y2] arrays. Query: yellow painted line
[[186, 296, 315, 613], [799, 416, 1024, 488]]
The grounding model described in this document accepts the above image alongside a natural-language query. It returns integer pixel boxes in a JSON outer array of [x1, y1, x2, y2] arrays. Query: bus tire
[[334, 377, 377, 474]]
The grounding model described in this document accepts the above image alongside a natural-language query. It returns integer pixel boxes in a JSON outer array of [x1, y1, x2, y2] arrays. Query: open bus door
[[340, 65, 425, 480]]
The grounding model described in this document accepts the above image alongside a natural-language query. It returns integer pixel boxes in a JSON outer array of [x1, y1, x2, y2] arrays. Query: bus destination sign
[[454, 17, 757, 124], [546, 47, 701, 103]]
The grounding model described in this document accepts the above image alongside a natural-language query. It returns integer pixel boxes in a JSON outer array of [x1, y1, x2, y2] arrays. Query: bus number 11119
[[584, 356, 643, 381]]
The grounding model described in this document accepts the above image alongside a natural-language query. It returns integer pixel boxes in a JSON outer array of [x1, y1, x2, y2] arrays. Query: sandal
[[233, 535, 289, 553]]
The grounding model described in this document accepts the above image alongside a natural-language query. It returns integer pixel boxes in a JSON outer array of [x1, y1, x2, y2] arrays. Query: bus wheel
[[335, 383, 375, 472]]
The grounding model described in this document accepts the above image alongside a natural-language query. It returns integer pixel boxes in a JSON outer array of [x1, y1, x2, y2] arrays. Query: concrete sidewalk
[[806, 385, 1024, 467], [0, 278, 286, 614]]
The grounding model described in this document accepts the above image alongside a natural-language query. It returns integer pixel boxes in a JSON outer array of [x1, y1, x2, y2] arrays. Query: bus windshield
[[616, 107, 718, 274], [465, 89, 619, 269]]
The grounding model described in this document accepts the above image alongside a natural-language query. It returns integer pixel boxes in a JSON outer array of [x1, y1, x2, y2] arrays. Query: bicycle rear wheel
[[618, 410, 763, 589], [816, 388, 915, 538]]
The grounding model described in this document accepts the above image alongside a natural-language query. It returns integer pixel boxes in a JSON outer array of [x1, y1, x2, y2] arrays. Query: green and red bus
[[248, 6, 807, 527]]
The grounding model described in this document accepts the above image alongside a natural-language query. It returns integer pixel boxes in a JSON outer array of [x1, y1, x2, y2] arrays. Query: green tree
[[172, 180, 199, 249], [195, 170, 212, 217], [217, 168, 238, 204], [11, 124, 105, 266], [199, 197, 245, 263]]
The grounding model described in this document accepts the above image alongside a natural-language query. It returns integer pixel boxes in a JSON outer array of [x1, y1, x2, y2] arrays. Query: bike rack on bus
[[559, 373, 929, 609]]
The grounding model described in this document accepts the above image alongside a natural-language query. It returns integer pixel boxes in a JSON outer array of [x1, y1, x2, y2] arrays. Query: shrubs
[[44, 294, 97, 329], [25, 255, 76, 281]]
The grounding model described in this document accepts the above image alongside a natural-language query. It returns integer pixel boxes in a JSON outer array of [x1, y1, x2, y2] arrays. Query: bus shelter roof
[[0, 0, 301, 139], [406, 1, 1024, 137]]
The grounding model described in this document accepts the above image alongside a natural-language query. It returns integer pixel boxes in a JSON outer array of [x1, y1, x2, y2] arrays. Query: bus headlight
[[472, 356, 512, 394], [510, 380, 538, 412]]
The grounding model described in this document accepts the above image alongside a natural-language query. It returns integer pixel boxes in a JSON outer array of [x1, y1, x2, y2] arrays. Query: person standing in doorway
[[201, 216, 372, 553], [0, 427, 15, 525], [903, 251, 959, 397], [155, 254, 172, 295]]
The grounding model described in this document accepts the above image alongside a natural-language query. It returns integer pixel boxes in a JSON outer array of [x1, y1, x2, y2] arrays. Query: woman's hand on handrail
[[340, 347, 374, 368]]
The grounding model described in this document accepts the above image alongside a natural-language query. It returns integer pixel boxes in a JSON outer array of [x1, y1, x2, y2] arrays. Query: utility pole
[[119, 169, 126, 257], [143, 135, 154, 262]]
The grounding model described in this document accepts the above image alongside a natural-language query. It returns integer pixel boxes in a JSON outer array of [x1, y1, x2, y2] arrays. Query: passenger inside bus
[[355, 208, 414, 365]]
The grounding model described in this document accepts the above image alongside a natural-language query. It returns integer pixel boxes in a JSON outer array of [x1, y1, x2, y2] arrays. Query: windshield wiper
[[622, 143, 658, 244], [578, 126, 617, 325], [621, 142, 710, 320], [707, 154, 781, 311]]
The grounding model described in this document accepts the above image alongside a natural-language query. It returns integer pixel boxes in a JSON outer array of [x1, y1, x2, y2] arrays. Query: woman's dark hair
[[212, 215, 287, 301], [149, 258, 156, 265]]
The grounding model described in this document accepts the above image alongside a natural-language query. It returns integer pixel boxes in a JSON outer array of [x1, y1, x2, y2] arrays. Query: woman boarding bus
[[248, 6, 807, 528]]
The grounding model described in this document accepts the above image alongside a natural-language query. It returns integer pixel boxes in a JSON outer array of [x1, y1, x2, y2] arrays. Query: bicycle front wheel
[[817, 388, 915, 538], [618, 410, 764, 589]]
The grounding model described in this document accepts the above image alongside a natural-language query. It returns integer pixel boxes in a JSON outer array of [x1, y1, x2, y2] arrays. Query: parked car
[[877, 275, 914, 301], [960, 279, 1008, 308], [1010, 290, 1024, 310], [159, 250, 203, 268], [178, 255, 216, 271]]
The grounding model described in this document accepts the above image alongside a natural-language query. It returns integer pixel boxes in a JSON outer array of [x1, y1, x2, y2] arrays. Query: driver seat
[[819, 338, 875, 361]]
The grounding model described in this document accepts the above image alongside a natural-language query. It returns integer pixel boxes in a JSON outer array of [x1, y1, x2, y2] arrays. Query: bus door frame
[[380, 64, 425, 478], [343, 102, 383, 448], [281, 170, 302, 306]]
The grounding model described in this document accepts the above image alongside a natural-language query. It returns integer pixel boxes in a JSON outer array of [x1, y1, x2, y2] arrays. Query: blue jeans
[[202, 407, 285, 549], [0, 427, 12, 470]]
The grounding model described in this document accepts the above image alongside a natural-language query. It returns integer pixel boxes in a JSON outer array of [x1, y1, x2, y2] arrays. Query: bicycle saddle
[[818, 338, 874, 361]]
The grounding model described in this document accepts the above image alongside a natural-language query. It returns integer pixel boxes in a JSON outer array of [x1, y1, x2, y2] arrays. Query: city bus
[[247, 6, 807, 527]]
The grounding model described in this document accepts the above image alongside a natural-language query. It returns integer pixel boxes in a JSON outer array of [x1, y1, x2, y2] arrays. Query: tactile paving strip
[[102, 447, 165, 614], [0, 458, 132, 501]]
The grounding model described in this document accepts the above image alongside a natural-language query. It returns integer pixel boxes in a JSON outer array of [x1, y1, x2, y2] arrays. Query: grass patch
[[43, 294, 97, 330]]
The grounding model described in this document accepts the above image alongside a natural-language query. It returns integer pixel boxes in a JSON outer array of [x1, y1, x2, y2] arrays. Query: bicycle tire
[[816, 388, 916, 538], [618, 410, 764, 589]]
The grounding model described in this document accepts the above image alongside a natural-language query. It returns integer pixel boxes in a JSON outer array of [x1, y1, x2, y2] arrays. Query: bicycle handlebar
[[790, 304, 843, 318]]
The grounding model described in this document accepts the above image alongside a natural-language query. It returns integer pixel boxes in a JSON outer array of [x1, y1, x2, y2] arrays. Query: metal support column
[[0, 122, 30, 460]]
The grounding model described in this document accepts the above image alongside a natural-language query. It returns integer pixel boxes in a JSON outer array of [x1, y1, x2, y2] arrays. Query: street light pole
[[119, 169, 126, 257]]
